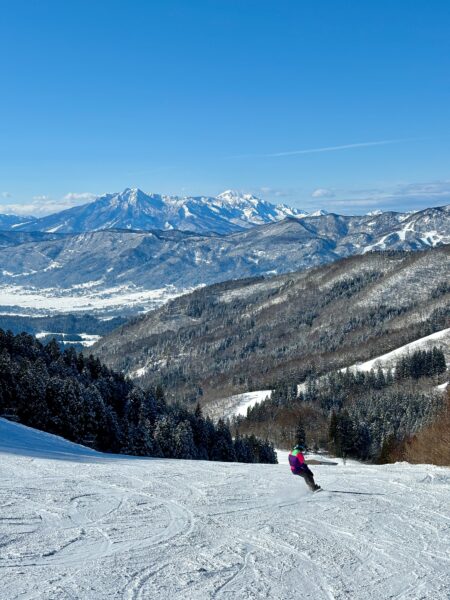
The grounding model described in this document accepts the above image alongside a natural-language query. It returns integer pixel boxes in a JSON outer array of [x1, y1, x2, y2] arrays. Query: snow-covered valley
[[0, 283, 186, 317], [1, 419, 449, 599]]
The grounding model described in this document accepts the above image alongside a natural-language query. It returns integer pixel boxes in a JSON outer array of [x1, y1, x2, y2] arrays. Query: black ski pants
[[298, 468, 317, 491]]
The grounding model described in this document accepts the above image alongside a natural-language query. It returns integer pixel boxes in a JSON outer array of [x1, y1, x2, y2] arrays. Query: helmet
[[293, 444, 305, 452]]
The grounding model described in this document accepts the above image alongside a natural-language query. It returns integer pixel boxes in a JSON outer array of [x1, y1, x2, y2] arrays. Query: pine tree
[[211, 419, 236, 462], [154, 416, 176, 458], [173, 421, 196, 459], [234, 433, 253, 462]]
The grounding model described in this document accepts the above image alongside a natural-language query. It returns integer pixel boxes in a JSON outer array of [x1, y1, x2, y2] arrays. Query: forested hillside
[[0, 330, 276, 463], [94, 247, 450, 405], [234, 347, 447, 463]]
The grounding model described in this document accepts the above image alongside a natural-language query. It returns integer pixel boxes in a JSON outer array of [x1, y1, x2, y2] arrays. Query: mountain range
[[5, 188, 307, 235], [0, 202, 449, 315]]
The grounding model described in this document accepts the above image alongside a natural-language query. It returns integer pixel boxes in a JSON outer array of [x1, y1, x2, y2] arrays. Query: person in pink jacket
[[289, 444, 321, 492]]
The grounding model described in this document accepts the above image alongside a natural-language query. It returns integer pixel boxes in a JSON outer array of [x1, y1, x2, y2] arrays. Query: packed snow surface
[[346, 327, 450, 373], [207, 390, 272, 420], [1, 418, 449, 599]]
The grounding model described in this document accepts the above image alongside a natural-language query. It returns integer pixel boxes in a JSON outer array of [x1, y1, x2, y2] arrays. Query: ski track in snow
[[1, 419, 449, 599]]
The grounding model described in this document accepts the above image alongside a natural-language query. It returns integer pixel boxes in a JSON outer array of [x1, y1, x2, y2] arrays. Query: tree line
[[0, 329, 276, 464], [234, 347, 447, 463]]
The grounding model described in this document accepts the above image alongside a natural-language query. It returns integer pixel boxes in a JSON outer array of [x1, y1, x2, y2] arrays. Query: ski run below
[[343, 327, 450, 373], [1, 418, 449, 600]]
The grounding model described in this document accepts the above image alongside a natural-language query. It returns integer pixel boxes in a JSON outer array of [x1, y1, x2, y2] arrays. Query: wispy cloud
[[254, 186, 289, 198], [231, 138, 412, 159]]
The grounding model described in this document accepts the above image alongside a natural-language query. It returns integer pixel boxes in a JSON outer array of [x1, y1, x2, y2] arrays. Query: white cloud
[[312, 188, 335, 198], [390, 180, 450, 199], [63, 192, 97, 203], [0, 192, 97, 217], [265, 139, 407, 158]]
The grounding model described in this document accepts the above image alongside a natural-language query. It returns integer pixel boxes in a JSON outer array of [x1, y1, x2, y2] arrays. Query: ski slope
[[1, 419, 449, 600], [206, 390, 272, 421], [345, 327, 450, 373]]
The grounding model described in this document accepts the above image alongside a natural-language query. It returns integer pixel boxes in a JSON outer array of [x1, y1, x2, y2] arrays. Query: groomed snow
[[346, 327, 450, 373], [1, 418, 449, 599], [206, 390, 272, 421]]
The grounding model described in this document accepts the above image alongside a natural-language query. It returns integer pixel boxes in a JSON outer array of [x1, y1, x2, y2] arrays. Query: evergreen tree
[[173, 421, 196, 459], [153, 416, 176, 458], [211, 419, 236, 462], [233, 433, 254, 463]]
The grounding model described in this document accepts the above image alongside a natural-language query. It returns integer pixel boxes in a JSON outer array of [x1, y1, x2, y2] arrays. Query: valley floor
[[0, 420, 449, 600]]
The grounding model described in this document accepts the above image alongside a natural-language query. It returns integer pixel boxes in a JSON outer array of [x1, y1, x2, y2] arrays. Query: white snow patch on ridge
[[233, 390, 272, 417], [346, 327, 450, 373], [1, 418, 449, 599], [206, 390, 272, 420]]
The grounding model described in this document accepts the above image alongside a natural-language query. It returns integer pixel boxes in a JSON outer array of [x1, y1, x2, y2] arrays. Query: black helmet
[[293, 444, 306, 452]]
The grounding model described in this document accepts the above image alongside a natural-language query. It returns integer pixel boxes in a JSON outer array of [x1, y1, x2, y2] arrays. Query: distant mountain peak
[[216, 189, 261, 205], [309, 209, 329, 217], [10, 187, 309, 235]]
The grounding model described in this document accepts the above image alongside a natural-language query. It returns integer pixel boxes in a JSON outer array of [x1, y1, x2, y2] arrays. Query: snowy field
[[1, 419, 449, 600], [0, 283, 188, 316]]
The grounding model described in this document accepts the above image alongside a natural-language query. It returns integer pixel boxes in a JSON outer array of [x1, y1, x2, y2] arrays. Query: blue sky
[[1, 0, 450, 215]]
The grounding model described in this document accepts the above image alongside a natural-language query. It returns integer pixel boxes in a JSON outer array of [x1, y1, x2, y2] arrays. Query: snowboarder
[[289, 444, 321, 492]]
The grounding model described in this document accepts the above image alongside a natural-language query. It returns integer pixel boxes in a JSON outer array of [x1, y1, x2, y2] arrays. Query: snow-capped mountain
[[309, 208, 329, 216], [0, 203, 448, 316], [8, 188, 308, 235]]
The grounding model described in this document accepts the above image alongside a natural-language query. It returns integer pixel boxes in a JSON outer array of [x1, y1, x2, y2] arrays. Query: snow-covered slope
[[0, 417, 98, 459], [345, 327, 450, 373], [1, 418, 449, 599], [0, 213, 33, 230], [206, 390, 273, 421]]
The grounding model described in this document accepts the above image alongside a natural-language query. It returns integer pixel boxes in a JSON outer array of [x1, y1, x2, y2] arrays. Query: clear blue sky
[[1, 0, 450, 215]]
